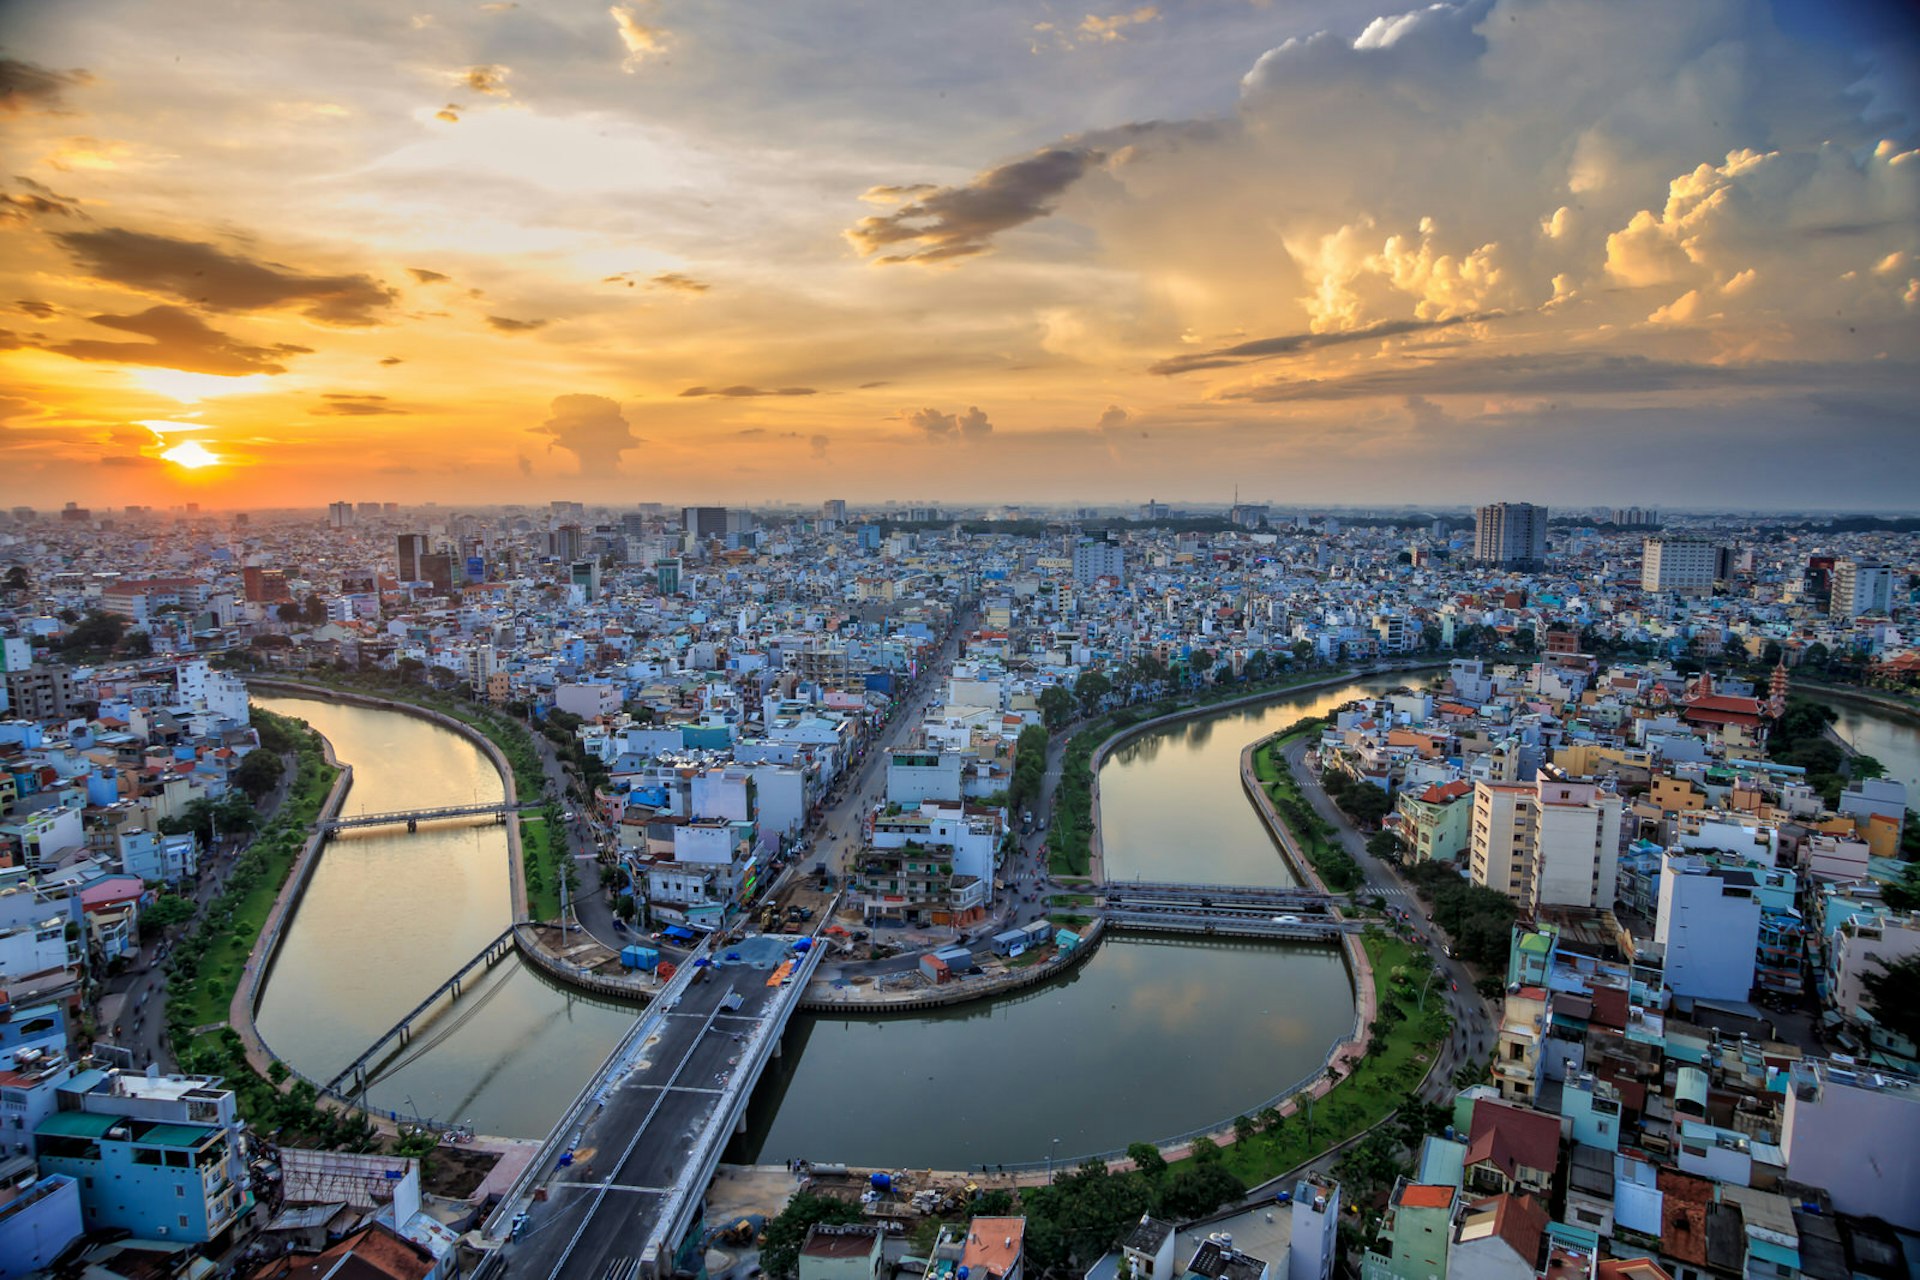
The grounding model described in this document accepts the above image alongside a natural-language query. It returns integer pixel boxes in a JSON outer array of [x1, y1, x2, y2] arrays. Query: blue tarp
[[662, 925, 696, 942]]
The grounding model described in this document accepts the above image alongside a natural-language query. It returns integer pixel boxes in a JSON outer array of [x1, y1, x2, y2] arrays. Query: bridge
[[1097, 880, 1353, 940], [489, 918, 832, 1280], [321, 927, 519, 1098], [1099, 880, 1342, 910], [321, 799, 542, 835]]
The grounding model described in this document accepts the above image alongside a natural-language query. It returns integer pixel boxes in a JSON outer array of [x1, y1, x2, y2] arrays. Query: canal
[[1825, 699, 1920, 810], [252, 696, 635, 1138]]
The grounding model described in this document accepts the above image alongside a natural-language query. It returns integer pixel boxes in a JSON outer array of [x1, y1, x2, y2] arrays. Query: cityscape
[[2, 4, 1919, 1280]]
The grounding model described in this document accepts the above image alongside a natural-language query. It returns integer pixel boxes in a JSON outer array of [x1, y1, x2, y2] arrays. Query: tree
[[1883, 863, 1920, 914], [1154, 1164, 1245, 1219], [2, 565, 28, 593], [1038, 685, 1074, 731], [1188, 1135, 1221, 1164], [1862, 954, 1920, 1049], [60, 610, 126, 653], [140, 894, 196, 935], [1074, 671, 1112, 716], [1292, 640, 1315, 665], [1367, 830, 1404, 863], [121, 630, 153, 656], [303, 593, 327, 624], [276, 601, 303, 623], [1126, 1142, 1167, 1180], [1340, 782, 1394, 828], [759, 1191, 865, 1280], [233, 748, 285, 802]]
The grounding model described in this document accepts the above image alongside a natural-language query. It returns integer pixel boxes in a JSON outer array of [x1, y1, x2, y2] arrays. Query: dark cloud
[[100, 454, 162, 467], [516, 453, 533, 476], [0, 327, 21, 350], [407, 268, 450, 284], [847, 148, 1098, 263], [487, 315, 546, 332], [651, 272, 710, 293], [379, 355, 404, 365], [316, 393, 404, 416], [679, 384, 817, 398], [15, 299, 56, 318], [1, 193, 80, 221], [54, 227, 396, 325], [530, 393, 640, 472], [1150, 314, 1492, 376], [858, 380, 891, 389], [0, 58, 91, 114], [48, 305, 312, 374], [1095, 404, 1129, 431], [1215, 352, 1920, 403], [902, 405, 993, 441], [810, 434, 830, 457]]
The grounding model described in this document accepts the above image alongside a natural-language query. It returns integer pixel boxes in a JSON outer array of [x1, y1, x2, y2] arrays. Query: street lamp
[[1048, 1137, 1061, 1184]]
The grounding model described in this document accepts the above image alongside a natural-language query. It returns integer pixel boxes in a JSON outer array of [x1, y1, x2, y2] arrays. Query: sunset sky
[[2, 0, 1916, 511]]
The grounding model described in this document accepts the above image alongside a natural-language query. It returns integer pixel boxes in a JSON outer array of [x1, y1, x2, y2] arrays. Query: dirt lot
[[416, 1144, 503, 1200]]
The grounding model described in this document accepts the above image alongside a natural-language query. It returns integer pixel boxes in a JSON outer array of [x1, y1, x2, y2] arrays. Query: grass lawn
[[1160, 931, 1450, 1186], [1250, 727, 1364, 892], [519, 817, 564, 922]]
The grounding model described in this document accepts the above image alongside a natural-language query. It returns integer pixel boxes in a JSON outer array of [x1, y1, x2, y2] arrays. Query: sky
[[1, 0, 1917, 512]]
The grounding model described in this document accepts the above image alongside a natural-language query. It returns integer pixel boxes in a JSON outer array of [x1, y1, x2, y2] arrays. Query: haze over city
[[2, 0, 1917, 510]]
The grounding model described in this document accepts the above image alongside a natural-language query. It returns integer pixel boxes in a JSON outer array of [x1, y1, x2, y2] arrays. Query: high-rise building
[[326, 501, 354, 529], [682, 506, 729, 540], [1612, 506, 1659, 528], [656, 558, 683, 595], [396, 533, 428, 582], [550, 524, 583, 563], [570, 558, 601, 600], [1072, 538, 1125, 586], [1473, 502, 1547, 568], [1641, 536, 1719, 594], [821, 499, 848, 525], [1830, 560, 1893, 617], [1470, 773, 1623, 911]]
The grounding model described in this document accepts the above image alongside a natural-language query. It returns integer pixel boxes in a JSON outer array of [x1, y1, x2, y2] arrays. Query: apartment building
[[1641, 537, 1719, 595], [1829, 559, 1893, 618], [1471, 774, 1624, 911], [1473, 502, 1547, 569]]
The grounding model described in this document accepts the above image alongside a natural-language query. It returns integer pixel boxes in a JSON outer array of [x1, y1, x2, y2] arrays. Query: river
[[1825, 700, 1920, 810], [251, 697, 635, 1137]]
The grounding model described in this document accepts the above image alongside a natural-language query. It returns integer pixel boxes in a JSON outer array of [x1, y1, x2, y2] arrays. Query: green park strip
[[1175, 931, 1452, 1187], [1252, 727, 1364, 892], [518, 817, 565, 922]]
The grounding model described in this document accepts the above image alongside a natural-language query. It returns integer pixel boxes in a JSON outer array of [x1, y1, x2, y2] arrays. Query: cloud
[[486, 315, 547, 332], [1151, 314, 1493, 375], [530, 393, 640, 472], [1095, 404, 1130, 432], [858, 380, 891, 389], [407, 267, 451, 284], [650, 271, 710, 292], [517, 453, 533, 476], [610, 4, 669, 71], [316, 393, 405, 416], [1214, 351, 1919, 404], [15, 300, 57, 318], [810, 434, 830, 458], [847, 147, 1099, 263], [860, 184, 939, 204], [0, 58, 91, 114], [435, 104, 461, 123], [379, 355, 404, 365], [1078, 8, 1160, 43], [902, 405, 993, 442], [679, 384, 817, 397], [461, 65, 511, 95], [54, 227, 396, 324], [47, 304, 313, 374]]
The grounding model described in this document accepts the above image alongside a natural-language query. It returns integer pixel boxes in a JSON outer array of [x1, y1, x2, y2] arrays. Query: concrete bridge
[[1099, 880, 1343, 909], [488, 917, 834, 1279], [321, 927, 519, 1098], [320, 799, 542, 834]]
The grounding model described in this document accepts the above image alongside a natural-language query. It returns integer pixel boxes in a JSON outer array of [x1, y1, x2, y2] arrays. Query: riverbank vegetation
[[162, 710, 376, 1148], [1401, 862, 1520, 969], [519, 814, 565, 922], [1250, 723, 1363, 892]]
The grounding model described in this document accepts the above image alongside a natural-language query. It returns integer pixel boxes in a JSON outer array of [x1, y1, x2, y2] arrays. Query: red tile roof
[[1399, 1183, 1455, 1210], [1466, 1100, 1560, 1182]]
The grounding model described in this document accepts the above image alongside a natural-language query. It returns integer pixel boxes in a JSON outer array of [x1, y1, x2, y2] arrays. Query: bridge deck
[[502, 938, 816, 1279], [323, 800, 537, 831]]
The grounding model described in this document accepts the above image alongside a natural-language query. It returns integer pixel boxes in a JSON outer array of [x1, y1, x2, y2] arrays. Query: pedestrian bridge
[[320, 799, 542, 834]]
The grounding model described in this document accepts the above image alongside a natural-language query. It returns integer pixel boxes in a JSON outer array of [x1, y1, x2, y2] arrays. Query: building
[[1653, 851, 1762, 1002], [0, 1172, 85, 1276], [326, 501, 354, 529], [1392, 779, 1474, 864], [1782, 1059, 1920, 1230], [821, 499, 848, 525], [655, 558, 682, 595], [1072, 538, 1126, 586], [34, 1068, 249, 1246], [798, 1223, 885, 1280], [885, 750, 963, 805], [1288, 1175, 1340, 1280], [396, 534, 428, 583], [570, 559, 601, 600], [1641, 537, 1719, 595], [1829, 559, 1893, 617], [1470, 775, 1623, 911], [3, 666, 74, 721], [1473, 503, 1547, 569], [682, 507, 729, 540], [1363, 1181, 1455, 1280]]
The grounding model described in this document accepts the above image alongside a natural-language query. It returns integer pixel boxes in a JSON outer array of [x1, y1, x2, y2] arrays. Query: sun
[[161, 440, 222, 470]]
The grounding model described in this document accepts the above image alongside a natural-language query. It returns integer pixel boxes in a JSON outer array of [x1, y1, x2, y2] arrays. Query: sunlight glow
[[126, 369, 274, 403], [160, 441, 222, 469]]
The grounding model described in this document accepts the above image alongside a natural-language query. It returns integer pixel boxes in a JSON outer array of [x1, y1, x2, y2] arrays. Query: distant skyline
[[2, 0, 1917, 509]]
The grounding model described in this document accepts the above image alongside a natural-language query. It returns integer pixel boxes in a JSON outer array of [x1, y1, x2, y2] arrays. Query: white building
[[886, 750, 963, 805], [1830, 560, 1893, 617], [1641, 536, 1719, 595], [1654, 851, 1762, 1002], [1470, 775, 1623, 911], [1783, 1059, 1920, 1230], [1071, 538, 1126, 586]]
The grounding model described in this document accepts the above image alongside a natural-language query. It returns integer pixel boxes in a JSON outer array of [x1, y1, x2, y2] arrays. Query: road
[[1280, 735, 1493, 1101]]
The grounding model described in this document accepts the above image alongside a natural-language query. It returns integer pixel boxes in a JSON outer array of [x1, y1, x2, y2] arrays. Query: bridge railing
[[481, 933, 714, 1242]]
